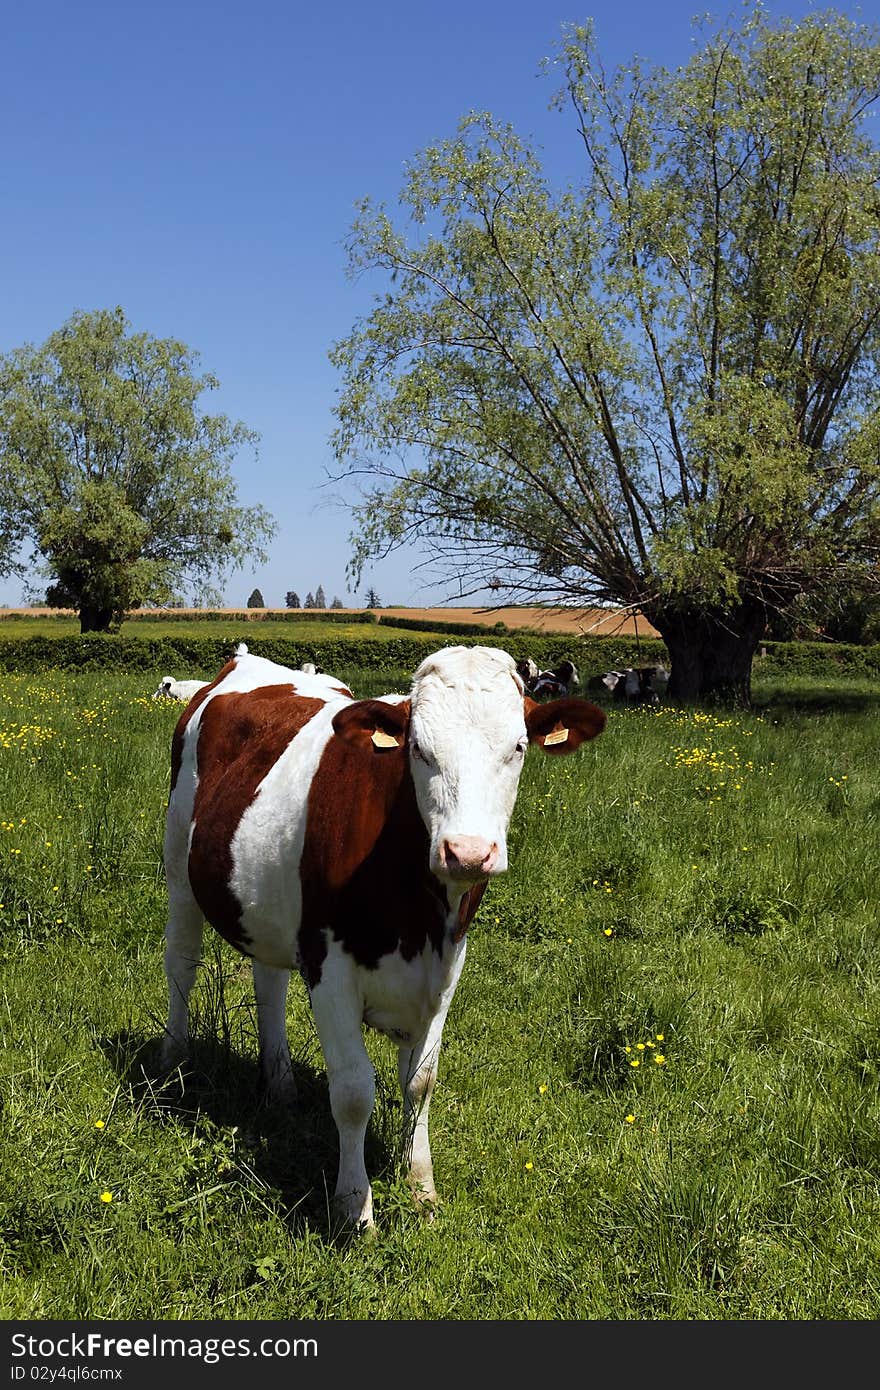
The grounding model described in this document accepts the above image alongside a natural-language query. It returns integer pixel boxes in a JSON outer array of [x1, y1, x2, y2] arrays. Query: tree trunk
[[650, 601, 767, 706], [79, 603, 113, 633]]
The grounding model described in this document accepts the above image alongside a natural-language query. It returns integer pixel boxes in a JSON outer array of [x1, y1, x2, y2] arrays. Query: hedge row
[[0, 631, 665, 677], [376, 614, 513, 637], [0, 631, 878, 681], [6, 608, 382, 626]]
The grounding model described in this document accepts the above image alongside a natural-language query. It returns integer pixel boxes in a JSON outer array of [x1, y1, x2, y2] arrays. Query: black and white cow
[[588, 665, 669, 704], [161, 644, 606, 1231]]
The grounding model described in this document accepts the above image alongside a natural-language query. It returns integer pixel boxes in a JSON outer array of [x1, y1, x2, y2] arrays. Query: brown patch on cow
[[169, 660, 236, 796], [299, 699, 457, 987], [453, 881, 488, 943], [188, 685, 326, 954], [331, 684, 354, 698]]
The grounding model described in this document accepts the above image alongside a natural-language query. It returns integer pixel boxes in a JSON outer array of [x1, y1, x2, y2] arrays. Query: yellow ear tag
[[371, 728, 400, 749], [543, 726, 569, 747]]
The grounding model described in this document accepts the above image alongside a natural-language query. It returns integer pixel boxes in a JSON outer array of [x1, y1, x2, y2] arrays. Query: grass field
[[2, 664, 880, 1319]]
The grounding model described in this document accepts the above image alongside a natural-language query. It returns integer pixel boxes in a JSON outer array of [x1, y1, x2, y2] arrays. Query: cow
[[515, 656, 539, 686], [160, 644, 606, 1233], [152, 676, 209, 702], [529, 659, 581, 698], [588, 665, 669, 704]]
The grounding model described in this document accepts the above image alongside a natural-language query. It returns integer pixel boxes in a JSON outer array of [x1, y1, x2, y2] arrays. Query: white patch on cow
[[407, 645, 528, 885]]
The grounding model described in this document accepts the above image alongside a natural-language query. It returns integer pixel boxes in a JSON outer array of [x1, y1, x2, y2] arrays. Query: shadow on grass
[[751, 682, 880, 716], [98, 1028, 395, 1242]]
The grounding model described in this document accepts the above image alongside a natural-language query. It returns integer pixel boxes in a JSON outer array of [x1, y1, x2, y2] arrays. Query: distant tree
[[0, 306, 275, 633], [364, 587, 381, 608], [304, 591, 315, 608], [314, 583, 326, 608], [285, 590, 301, 608], [331, 595, 344, 608], [247, 587, 265, 608]]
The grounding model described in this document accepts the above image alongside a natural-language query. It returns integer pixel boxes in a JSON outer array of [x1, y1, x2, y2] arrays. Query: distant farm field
[[0, 605, 660, 639], [2, 666, 880, 1319]]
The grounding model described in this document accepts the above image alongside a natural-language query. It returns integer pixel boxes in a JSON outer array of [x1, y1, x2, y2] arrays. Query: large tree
[[0, 307, 276, 631], [331, 7, 880, 702]]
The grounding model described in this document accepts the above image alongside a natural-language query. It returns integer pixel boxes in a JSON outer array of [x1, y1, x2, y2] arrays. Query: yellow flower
[[524, 1161, 534, 1171], [654, 1054, 666, 1065], [603, 927, 613, 937], [94, 1120, 105, 1129], [655, 1034, 664, 1042], [630, 1059, 640, 1068], [636, 1042, 645, 1050], [624, 1114, 635, 1124], [99, 1191, 113, 1203]]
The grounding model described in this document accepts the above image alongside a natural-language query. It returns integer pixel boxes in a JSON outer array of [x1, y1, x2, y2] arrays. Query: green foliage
[[0, 307, 276, 631], [246, 588, 265, 609], [331, 7, 880, 698]]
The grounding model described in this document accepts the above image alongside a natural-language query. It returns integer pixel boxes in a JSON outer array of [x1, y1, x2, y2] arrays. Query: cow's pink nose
[[442, 837, 499, 879]]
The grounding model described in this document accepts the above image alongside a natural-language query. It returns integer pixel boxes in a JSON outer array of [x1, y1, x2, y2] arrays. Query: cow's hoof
[[331, 1192, 375, 1239], [262, 1067, 297, 1106], [159, 1035, 189, 1075], [410, 1181, 440, 1221]]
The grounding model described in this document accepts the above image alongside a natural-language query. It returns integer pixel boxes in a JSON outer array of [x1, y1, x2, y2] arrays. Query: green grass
[[2, 668, 880, 1318]]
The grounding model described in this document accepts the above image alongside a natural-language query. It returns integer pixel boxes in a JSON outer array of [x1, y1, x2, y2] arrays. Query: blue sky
[[0, 0, 857, 608]]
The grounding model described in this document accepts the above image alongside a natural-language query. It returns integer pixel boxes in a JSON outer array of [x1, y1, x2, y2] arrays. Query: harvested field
[[1, 605, 660, 636]]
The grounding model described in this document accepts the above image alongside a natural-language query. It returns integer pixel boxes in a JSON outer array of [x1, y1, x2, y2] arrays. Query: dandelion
[[654, 1054, 666, 1065], [625, 1114, 635, 1124], [636, 1042, 645, 1050], [655, 1034, 664, 1042], [94, 1120, 105, 1129], [538, 1083, 548, 1095], [603, 927, 613, 937], [630, 1059, 640, 1068], [99, 1191, 113, 1203], [524, 1161, 534, 1171]]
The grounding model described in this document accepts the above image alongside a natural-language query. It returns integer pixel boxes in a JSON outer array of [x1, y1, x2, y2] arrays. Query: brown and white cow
[[161, 643, 605, 1231]]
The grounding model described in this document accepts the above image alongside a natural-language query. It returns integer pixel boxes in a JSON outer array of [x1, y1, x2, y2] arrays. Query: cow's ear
[[332, 699, 411, 750], [524, 696, 606, 755]]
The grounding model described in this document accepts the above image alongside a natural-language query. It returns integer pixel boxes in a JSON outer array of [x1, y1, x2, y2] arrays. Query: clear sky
[[0, 0, 857, 608]]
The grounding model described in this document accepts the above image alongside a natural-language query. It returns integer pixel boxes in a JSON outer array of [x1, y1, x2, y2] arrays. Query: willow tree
[[331, 7, 880, 702], [0, 307, 276, 631]]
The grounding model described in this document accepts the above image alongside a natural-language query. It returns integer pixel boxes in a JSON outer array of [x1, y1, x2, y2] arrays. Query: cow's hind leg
[[252, 960, 296, 1102], [161, 892, 204, 1071]]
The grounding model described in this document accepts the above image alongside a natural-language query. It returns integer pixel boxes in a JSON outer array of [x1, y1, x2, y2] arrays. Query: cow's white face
[[408, 647, 528, 886]]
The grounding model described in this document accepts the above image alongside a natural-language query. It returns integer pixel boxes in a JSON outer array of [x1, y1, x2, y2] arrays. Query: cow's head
[[332, 647, 605, 888], [332, 646, 605, 890]]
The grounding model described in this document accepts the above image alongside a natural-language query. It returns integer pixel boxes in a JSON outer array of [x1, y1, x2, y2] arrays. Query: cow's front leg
[[398, 947, 465, 1216], [252, 960, 296, 1102], [309, 962, 375, 1233]]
